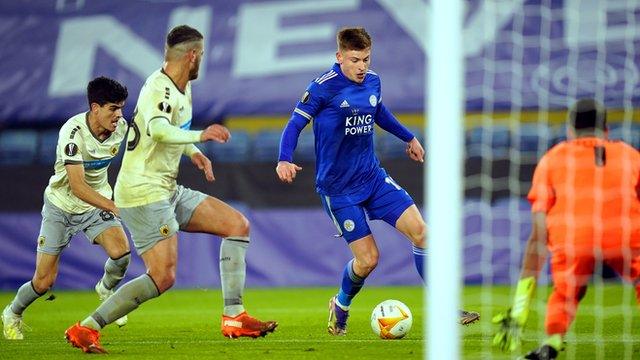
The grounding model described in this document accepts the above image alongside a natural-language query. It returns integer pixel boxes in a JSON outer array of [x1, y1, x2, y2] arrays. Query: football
[[370, 299, 413, 339]]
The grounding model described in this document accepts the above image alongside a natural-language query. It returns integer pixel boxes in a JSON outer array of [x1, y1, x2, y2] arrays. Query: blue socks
[[336, 259, 366, 308], [412, 245, 426, 281], [336, 246, 425, 309]]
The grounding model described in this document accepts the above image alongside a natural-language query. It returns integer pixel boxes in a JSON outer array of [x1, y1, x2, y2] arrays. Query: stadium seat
[[465, 125, 511, 157], [37, 129, 60, 165], [609, 123, 640, 149], [253, 130, 282, 162], [549, 125, 567, 147], [376, 126, 423, 160], [514, 123, 551, 155], [206, 130, 251, 163], [377, 134, 408, 159], [0, 130, 38, 165], [294, 129, 316, 161]]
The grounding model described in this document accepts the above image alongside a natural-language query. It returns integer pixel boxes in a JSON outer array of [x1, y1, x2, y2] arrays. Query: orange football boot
[[221, 312, 277, 338], [65, 322, 107, 354]]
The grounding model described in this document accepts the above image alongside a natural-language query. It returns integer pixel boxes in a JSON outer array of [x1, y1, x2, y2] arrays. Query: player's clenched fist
[[276, 161, 302, 184], [405, 137, 425, 163], [200, 124, 231, 143]]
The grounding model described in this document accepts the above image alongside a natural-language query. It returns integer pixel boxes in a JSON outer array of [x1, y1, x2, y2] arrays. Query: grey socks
[[100, 252, 131, 290], [220, 237, 249, 317], [82, 274, 159, 330], [9, 281, 45, 315]]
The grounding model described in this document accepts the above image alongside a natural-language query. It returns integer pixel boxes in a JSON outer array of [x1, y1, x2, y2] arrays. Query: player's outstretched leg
[[218, 237, 277, 338], [66, 274, 160, 353], [95, 280, 128, 327], [65, 322, 107, 354], [2, 280, 45, 340], [327, 296, 349, 336], [327, 258, 366, 336]]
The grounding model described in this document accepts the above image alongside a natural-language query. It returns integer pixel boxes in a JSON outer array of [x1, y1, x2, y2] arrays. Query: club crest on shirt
[[343, 219, 355, 232], [159, 224, 170, 237], [64, 143, 78, 157], [300, 91, 310, 104], [369, 94, 377, 107], [158, 101, 172, 113], [110, 145, 119, 156]]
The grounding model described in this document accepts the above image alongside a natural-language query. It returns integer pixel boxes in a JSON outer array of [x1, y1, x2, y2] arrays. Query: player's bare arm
[[65, 164, 119, 216], [276, 161, 302, 184], [405, 138, 425, 163]]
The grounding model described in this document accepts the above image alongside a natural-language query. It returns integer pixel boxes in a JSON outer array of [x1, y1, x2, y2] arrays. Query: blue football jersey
[[293, 63, 384, 196]]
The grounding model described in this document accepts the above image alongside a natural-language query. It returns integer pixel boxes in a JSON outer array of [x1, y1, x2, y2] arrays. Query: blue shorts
[[320, 171, 414, 243]]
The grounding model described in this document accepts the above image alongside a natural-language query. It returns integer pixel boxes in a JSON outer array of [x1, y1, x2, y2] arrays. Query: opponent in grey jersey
[[2, 77, 131, 340], [66, 26, 277, 354]]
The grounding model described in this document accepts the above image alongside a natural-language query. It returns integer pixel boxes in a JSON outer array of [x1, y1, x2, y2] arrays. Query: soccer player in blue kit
[[276, 27, 480, 335]]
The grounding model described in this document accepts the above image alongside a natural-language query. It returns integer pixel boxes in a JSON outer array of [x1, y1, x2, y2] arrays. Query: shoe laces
[[10, 317, 32, 333]]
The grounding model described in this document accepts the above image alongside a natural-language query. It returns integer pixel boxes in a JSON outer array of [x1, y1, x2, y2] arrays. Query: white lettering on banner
[[48, 7, 211, 97], [232, 0, 359, 77], [375, 0, 524, 57]]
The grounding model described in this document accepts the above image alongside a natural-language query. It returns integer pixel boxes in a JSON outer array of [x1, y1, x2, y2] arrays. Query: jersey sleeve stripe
[[316, 73, 338, 84], [294, 108, 313, 121], [83, 158, 113, 170], [315, 70, 335, 83], [179, 119, 192, 130]]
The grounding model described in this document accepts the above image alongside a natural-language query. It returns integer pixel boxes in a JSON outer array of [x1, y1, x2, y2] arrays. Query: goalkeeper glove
[[492, 276, 536, 352]]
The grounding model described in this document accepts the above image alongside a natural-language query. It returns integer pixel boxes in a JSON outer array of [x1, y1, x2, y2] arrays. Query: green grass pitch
[[1, 284, 638, 359]]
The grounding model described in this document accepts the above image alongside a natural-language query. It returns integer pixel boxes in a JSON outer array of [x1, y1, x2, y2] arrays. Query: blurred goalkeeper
[[493, 99, 640, 359]]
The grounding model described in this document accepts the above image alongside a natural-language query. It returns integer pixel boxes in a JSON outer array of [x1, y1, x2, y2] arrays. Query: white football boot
[[2, 305, 28, 340]]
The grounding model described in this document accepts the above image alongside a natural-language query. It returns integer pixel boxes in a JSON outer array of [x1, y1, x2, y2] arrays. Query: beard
[[189, 58, 201, 80], [189, 68, 199, 80]]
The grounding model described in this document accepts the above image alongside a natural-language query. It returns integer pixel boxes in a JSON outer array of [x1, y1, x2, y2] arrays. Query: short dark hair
[[569, 98, 607, 131], [87, 76, 128, 107], [337, 27, 371, 51], [166, 25, 203, 48]]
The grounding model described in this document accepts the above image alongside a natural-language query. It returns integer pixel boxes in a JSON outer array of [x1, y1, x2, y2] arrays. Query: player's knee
[[114, 239, 131, 256], [108, 244, 130, 260], [358, 253, 379, 274], [154, 271, 176, 293], [410, 220, 427, 248], [226, 213, 250, 238]]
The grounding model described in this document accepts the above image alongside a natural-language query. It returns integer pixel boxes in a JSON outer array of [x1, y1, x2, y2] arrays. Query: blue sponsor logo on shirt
[[83, 158, 112, 170]]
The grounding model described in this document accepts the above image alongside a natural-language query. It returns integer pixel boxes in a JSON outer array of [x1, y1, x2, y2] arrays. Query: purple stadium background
[[1, 0, 638, 290], [0, 200, 532, 290]]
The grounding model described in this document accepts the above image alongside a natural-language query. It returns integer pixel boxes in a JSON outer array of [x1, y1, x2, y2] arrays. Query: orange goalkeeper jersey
[[527, 137, 640, 252]]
